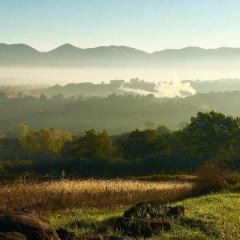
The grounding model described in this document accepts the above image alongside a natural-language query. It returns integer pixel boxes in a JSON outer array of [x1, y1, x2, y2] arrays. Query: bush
[[196, 161, 240, 192]]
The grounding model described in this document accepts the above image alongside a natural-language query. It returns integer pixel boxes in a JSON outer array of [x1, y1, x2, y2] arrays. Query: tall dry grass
[[0, 179, 194, 211]]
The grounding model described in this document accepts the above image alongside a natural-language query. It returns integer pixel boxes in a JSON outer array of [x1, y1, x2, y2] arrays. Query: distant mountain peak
[[0, 43, 8, 47], [55, 43, 78, 49], [153, 46, 205, 55], [181, 46, 204, 51], [49, 43, 82, 53], [0, 43, 39, 52]]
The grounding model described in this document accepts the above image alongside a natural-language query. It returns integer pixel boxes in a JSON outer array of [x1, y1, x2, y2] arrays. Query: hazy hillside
[[186, 79, 240, 93], [0, 43, 148, 67], [30, 78, 240, 98], [2, 43, 240, 67], [33, 78, 195, 98], [1, 90, 240, 135]]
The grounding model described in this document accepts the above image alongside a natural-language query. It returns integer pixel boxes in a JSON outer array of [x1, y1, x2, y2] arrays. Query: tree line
[[0, 111, 240, 178]]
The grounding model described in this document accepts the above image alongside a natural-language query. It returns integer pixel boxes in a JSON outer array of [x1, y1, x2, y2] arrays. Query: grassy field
[[1, 177, 239, 239], [48, 191, 240, 240], [0, 178, 193, 211]]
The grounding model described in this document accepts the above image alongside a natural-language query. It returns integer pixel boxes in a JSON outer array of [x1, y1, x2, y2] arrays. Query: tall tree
[[63, 129, 113, 159], [179, 111, 240, 162], [117, 129, 170, 159], [22, 128, 72, 153]]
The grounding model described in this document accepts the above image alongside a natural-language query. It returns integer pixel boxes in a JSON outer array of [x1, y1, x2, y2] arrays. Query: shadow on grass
[[135, 175, 199, 183], [60, 216, 220, 240], [180, 217, 219, 239], [66, 218, 120, 236], [68, 219, 103, 231]]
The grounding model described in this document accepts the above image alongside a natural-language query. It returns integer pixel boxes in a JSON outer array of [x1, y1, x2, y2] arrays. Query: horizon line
[[1, 42, 240, 54]]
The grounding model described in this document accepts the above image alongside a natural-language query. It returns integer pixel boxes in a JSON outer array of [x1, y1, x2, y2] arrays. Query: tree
[[144, 121, 155, 129], [52, 94, 64, 101], [98, 130, 114, 157], [39, 94, 48, 101], [0, 138, 24, 161], [178, 111, 240, 162], [63, 129, 113, 159], [156, 126, 171, 136], [117, 129, 170, 159], [14, 123, 30, 138], [21, 128, 72, 153]]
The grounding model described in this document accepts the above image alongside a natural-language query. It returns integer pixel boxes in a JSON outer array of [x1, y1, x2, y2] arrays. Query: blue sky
[[0, 0, 240, 52]]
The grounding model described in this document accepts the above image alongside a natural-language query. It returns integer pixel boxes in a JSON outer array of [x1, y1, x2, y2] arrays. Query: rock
[[0, 212, 60, 240], [123, 202, 167, 219], [167, 206, 185, 218], [0, 232, 27, 240], [113, 202, 181, 237]]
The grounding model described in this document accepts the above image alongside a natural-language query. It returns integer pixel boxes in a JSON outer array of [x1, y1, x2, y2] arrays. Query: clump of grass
[[0, 179, 193, 211]]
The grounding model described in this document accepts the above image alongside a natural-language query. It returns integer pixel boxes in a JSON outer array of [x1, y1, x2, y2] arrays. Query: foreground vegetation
[[0, 173, 239, 239], [48, 191, 240, 240], [0, 179, 193, 211]]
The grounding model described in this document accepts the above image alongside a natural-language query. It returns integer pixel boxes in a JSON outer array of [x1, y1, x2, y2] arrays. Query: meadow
[[0, 178, 193, 211], [48, 191, 240, 240], [0, 175, 239, 239]]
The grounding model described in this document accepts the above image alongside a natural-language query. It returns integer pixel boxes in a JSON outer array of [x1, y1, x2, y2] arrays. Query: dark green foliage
[[0, 138, 24, 161], [116, 129, 170, 159], [178, 111, 240, 162], [62, 129, 113, 159], [1, 111, 240, 178]]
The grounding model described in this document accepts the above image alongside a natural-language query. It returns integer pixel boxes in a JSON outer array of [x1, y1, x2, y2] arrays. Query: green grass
[[48, 207, 126, 238], [48, 191, 240, 240]]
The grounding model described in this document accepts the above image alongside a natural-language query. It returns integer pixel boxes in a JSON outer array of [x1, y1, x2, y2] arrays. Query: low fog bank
[[1, 66, 240, 85]]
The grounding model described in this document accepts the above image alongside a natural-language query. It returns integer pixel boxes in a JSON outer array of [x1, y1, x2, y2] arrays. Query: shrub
[[196, 161, 240, 191]]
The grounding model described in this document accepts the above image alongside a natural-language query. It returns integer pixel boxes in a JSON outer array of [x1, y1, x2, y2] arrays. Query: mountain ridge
[[1, 43, 240, 67], [3, 42, 240, 54]]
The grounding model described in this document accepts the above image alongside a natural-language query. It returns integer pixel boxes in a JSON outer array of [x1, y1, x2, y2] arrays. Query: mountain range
[[1, 43, 240, 67]]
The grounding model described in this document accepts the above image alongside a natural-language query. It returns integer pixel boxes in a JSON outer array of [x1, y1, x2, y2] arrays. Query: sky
[[1, 0, 240, 52]]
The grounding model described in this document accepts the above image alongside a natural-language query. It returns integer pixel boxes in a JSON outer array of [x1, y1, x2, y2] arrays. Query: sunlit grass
[[0, 179, 193, 211], [48, 191, 240, 240]]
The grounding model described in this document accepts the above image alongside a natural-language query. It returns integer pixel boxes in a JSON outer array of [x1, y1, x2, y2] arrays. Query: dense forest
[[1, 111, 240, 178]]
